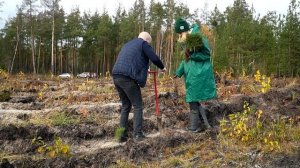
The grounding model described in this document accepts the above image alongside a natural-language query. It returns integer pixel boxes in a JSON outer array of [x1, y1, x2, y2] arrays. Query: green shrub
[[50, 112, 80, 126], [114, 127, 125, 140], [0, 90, 10, 102]]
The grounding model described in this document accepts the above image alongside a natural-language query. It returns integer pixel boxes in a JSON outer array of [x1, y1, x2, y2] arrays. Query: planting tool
[[148, 71, 162, 130]]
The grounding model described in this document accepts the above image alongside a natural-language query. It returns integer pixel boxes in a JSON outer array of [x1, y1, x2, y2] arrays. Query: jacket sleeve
[[175, 61, 184, 77], [142, 42, 165, 69], [190, 37, 211, 62]]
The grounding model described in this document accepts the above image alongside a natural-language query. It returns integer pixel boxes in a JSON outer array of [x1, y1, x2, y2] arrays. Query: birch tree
[[41, 0, 61, 74]]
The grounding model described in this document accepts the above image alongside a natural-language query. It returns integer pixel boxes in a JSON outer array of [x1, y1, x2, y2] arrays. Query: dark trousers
[[189, 102, 211, 129], [189, 102, 200, 130], [189, 102, 201, 112], [113, 76, 143, 137]]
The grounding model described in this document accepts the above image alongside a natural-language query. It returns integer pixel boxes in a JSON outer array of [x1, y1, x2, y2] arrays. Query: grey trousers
[[113, 76, 144, 137]]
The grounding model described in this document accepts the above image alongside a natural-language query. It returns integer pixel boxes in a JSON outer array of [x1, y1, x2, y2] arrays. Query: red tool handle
[[148, 71, 160, 116]]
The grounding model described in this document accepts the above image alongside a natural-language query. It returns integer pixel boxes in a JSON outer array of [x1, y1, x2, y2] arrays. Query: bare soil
[[0, 76, 300, 167]]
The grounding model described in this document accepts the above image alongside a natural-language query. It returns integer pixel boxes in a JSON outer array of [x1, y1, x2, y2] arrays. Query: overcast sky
[[0, 0, 291, 28]]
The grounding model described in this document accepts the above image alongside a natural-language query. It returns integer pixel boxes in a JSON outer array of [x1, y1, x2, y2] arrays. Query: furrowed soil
[[0, 75, 300, 168]]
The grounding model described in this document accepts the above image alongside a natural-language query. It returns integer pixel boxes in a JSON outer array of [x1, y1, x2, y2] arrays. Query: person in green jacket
[[174, 18, 217, 132]]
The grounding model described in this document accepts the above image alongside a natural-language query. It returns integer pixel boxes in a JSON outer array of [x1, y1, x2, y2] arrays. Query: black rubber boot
[[187, 109, 201, 132], [119, 130, 128, 143], [199, 107, 212, 129]]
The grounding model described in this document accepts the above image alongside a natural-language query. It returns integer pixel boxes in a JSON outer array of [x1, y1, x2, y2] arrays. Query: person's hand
[[160, 68, 167, 73], [185, 49, 190, 56], [185, 49, 190, 60]]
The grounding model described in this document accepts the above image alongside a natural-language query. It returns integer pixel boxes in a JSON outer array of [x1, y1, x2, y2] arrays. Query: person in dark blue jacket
[[112, 32, 165, 142]]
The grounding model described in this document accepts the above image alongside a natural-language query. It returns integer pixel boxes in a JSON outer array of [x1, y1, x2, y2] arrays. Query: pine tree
[[279, 0, 300, 76]]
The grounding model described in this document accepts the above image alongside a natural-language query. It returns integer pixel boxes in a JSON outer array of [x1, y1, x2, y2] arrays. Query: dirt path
[[72, 129, 195, 155]]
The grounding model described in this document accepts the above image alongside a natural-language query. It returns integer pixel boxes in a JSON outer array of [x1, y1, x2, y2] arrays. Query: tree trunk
[[169, 31, 174, 75], [37, 37, 41, 74], [30, 25, 36, 74], [60, 40, 63, 73], [103, 43, 106, 74], [10, 25, 19, 74], [51, 11, 55, 74]]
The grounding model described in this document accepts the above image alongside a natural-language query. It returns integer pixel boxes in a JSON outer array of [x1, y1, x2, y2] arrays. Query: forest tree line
[[0, 0, 300, 77]]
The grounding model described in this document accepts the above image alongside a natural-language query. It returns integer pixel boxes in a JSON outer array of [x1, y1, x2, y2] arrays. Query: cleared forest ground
[[0, 73, 300, 168]]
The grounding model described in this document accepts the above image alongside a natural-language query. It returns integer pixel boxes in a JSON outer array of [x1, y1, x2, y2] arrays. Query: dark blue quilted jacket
[[112, 38, 151, 87]]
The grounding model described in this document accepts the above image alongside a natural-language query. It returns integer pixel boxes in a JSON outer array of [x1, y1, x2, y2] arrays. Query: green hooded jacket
[[175, 24, 217, 103]]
